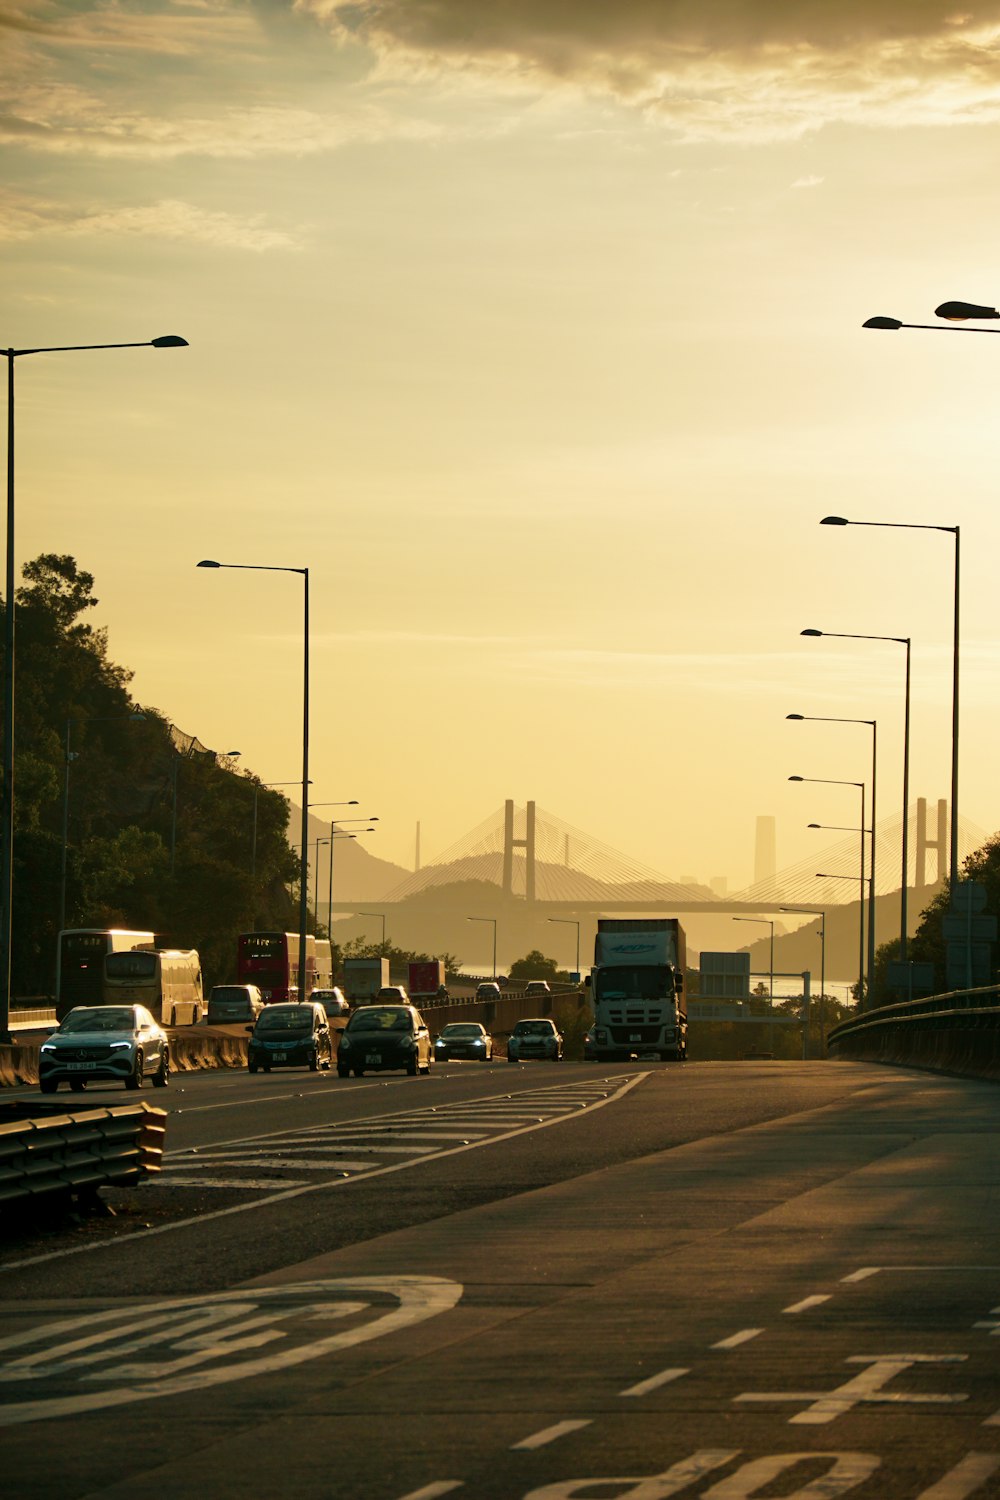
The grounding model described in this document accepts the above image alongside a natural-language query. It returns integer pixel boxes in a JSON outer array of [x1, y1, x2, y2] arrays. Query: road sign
[[945, 942, 993, 990], [950, 880, 988, 914], [941, 913, 997, 942], [886, 961, 936, 999], [699, 951, 750, 1000]]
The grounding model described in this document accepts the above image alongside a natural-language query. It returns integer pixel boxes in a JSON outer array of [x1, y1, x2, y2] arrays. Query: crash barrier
[[827, 983, 1000, 1080], [0, 1099, 166, 1207], [0, 1025, 249, 1089]]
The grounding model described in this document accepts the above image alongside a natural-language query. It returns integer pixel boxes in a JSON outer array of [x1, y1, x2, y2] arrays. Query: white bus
[[103, 947, 205, 1026], [56, 928, 156, 1021]]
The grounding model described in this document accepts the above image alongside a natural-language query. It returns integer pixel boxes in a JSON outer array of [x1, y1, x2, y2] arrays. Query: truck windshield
[[595, 965, 671, 1001]]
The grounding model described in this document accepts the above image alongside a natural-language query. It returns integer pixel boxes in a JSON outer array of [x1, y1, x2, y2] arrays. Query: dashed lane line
[[711, 1328, 764, 1350], [512, 1420, 592, 1450], [620, 1367, 690, 1397], [0, 1074, 648, 1272]]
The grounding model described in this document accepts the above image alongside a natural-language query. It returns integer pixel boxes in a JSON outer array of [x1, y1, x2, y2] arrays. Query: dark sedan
[[434, 1022, 493, 1062], [247, 1002, 333, 1073], [337, 1005, 432, 1078]]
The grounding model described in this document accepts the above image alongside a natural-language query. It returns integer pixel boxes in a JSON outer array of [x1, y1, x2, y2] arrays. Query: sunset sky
[[5, 1, 1000, 892]]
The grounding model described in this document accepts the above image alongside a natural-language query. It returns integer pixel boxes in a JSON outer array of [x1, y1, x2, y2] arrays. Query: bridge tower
[[502, 800, 537, 902], [916, 797, 948, 887]]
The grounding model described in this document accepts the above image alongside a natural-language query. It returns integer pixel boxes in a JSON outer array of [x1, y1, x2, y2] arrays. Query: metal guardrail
[[0, 1100, 166, 1208], [828, 983, 1000, 1047]]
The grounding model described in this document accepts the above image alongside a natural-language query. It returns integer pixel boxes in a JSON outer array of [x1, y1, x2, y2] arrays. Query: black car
[[434, 1022, 493, 1061], [247, 1002, 333, 1073], [336, 1005, 432, 1078]]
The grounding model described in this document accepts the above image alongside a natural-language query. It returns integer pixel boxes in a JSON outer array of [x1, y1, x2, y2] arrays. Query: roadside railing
[[827, 984, 1000, 1078], [0, 1099, 166, 1208]]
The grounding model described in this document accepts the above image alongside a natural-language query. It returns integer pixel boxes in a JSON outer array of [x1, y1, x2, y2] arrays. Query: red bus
[[237, 931, 317, 1002]]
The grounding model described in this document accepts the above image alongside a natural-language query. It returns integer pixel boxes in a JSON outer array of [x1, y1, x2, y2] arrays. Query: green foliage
[[553, 1000, 593, 1060], [335, 938, 463, 983], [509, 949, 564, 982]]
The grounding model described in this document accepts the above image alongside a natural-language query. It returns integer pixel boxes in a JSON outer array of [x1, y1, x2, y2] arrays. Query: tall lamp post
[[328, 828, 374, 931], [0, 331, 187, 1044], [548, 916, 581, 977], [199, 559, 309, 999], [802, 628, 911, 959], [732, 916, 774, 1003], [788, 713, 877, 1003], [360, 910, 387, 953], [790, 775, 866, 1005], [820, 516, 959, 891], [61, 710, 146, 933], [306, 801, 363, 924], [779, 905, 827, 1050], [467, 916, 497, 979]]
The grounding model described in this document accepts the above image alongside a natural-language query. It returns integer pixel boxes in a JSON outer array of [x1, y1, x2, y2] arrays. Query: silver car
[[39, 1005, 170, 1093]]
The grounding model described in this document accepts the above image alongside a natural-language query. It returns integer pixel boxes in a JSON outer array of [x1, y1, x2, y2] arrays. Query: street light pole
[[198, 559, 309, 998], [790, 776, 866, 1005], [0, 333, 186, 1044], [468, 916, 497, 979], [821, 517, 960, 891], [788, 714, 877, 1003], [802, 628, 912, 959], [780, 905, 827, 1051], [732, 916, 774, 1003], [548, 916, 581, 976]]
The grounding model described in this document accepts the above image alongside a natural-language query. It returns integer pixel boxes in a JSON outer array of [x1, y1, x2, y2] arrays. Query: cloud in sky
[[303, 0, 1000, 139], [0, 190, 296, 249]]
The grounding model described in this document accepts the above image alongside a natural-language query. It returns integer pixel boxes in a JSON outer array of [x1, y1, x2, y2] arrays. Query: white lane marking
[[702, 1451, 880, 1497], [712, 1329, 764, 1350], [841, 1267, 881, 1283], [0, 1074, 649, 1271], [783, 1295, 832, 1314], [620, 1366, 689, 1397], [155, 1177, 314, 1191], [0, 1276, 462, 1427], [397, 1485, 463, 1499], [521, 1450, 741, 1498], [512, 1419, 592, 1450], [982, 1409, 1000, 1426], [161, 1159, 376, 1175], [916, 1453, 1000, 1498], [737, 1354, 969, 1426]]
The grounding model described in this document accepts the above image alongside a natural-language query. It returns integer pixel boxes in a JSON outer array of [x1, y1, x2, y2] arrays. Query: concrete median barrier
[[0, 1024, 250, 1089]]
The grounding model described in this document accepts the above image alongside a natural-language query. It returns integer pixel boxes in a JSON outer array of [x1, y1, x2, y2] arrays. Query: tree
[[509, 950, 563, 982]]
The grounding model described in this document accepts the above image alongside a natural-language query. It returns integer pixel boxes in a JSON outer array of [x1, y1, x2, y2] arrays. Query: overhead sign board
[[699, 951, 750, 1001]]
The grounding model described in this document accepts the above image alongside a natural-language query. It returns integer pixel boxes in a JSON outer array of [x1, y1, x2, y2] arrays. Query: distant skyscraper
[[754, 815, 776, 887], [710, 875, 728, 897]]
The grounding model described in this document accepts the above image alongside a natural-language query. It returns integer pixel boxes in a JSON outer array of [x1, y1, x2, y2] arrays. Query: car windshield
[[443, 1024, 481, 1037], [348, 1008, 411, 1032], [515, 1021, 552, 1036], [256, 1007, 312, 1031], [59, 1009, 134, 1034]]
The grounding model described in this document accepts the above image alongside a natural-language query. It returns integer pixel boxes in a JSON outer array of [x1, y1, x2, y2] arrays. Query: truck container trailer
[[586, 917, 687, 1062], [343, 956, 391, 1003], [407, 959, 448, 1002]]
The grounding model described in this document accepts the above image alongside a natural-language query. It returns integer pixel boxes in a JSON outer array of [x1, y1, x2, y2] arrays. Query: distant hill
[[290, 802, 411, 904]]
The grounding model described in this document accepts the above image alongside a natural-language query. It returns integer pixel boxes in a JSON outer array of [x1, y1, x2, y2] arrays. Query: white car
[[507, 1017, 563, 1063], [39, 1005, 170, 1093]]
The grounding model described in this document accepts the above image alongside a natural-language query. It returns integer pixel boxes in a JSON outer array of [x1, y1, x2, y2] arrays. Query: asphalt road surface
[[1, 1058, 998, 1499]]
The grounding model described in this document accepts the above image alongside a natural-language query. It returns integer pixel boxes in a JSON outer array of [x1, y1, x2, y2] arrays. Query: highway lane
[[2, 1062, 999, 1498]]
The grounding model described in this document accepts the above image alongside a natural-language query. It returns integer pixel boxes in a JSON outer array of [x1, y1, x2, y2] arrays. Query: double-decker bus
[[56, 928, 156, 1021], [103, 947, 205, 1026], [237, 931, 318, 1002]]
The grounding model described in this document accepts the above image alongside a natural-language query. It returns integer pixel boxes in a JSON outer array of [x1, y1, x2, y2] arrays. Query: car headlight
[[400, 1036, 416, 1050], [339, 1035, 352, 1049], [110, 1041, 133, 1051], [40, 1042, 57, 1054], [473, 1039, 485, 1048]]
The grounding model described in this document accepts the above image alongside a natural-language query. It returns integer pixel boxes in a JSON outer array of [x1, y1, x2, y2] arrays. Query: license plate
[[66, 1061, 99, 1071], [629, 1033, 643, 1042], [366, 1053, 382, 1065], [272, 1051, 286, 1061]]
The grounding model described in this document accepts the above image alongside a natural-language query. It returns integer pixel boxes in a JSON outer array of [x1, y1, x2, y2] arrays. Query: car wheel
[[337, 1066, 349, 1079], [353, 1066, 364, 1078], [262, 1063, 271, 1073], [125, 1050, 143, 1090], [308, 1050, 319, 1073], [40, 1078, 57, 1094], [248, 1060, 258, 1074], [70, 1079, 86, 1092], [322, 1053, 332, 1070], [507, 1054, 517, 1064], [152, 1051, 169, 1087]]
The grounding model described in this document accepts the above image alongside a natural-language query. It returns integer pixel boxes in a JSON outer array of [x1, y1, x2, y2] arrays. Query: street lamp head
[[786, 713, 804, 721], [151, 335, 189, 348], [800, 628, 823, 637], [820, 516, 849, 526], [788, 775, 804, 782], [862, 316, 902, 330], [808, 822, 821, 828], [196, 560, 220, 569], [935, 301, 1000, 322]]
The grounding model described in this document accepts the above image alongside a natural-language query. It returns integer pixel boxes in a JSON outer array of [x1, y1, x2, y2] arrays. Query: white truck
[[342, 956, 391, 1004], [586, 917, 687, 1062]]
